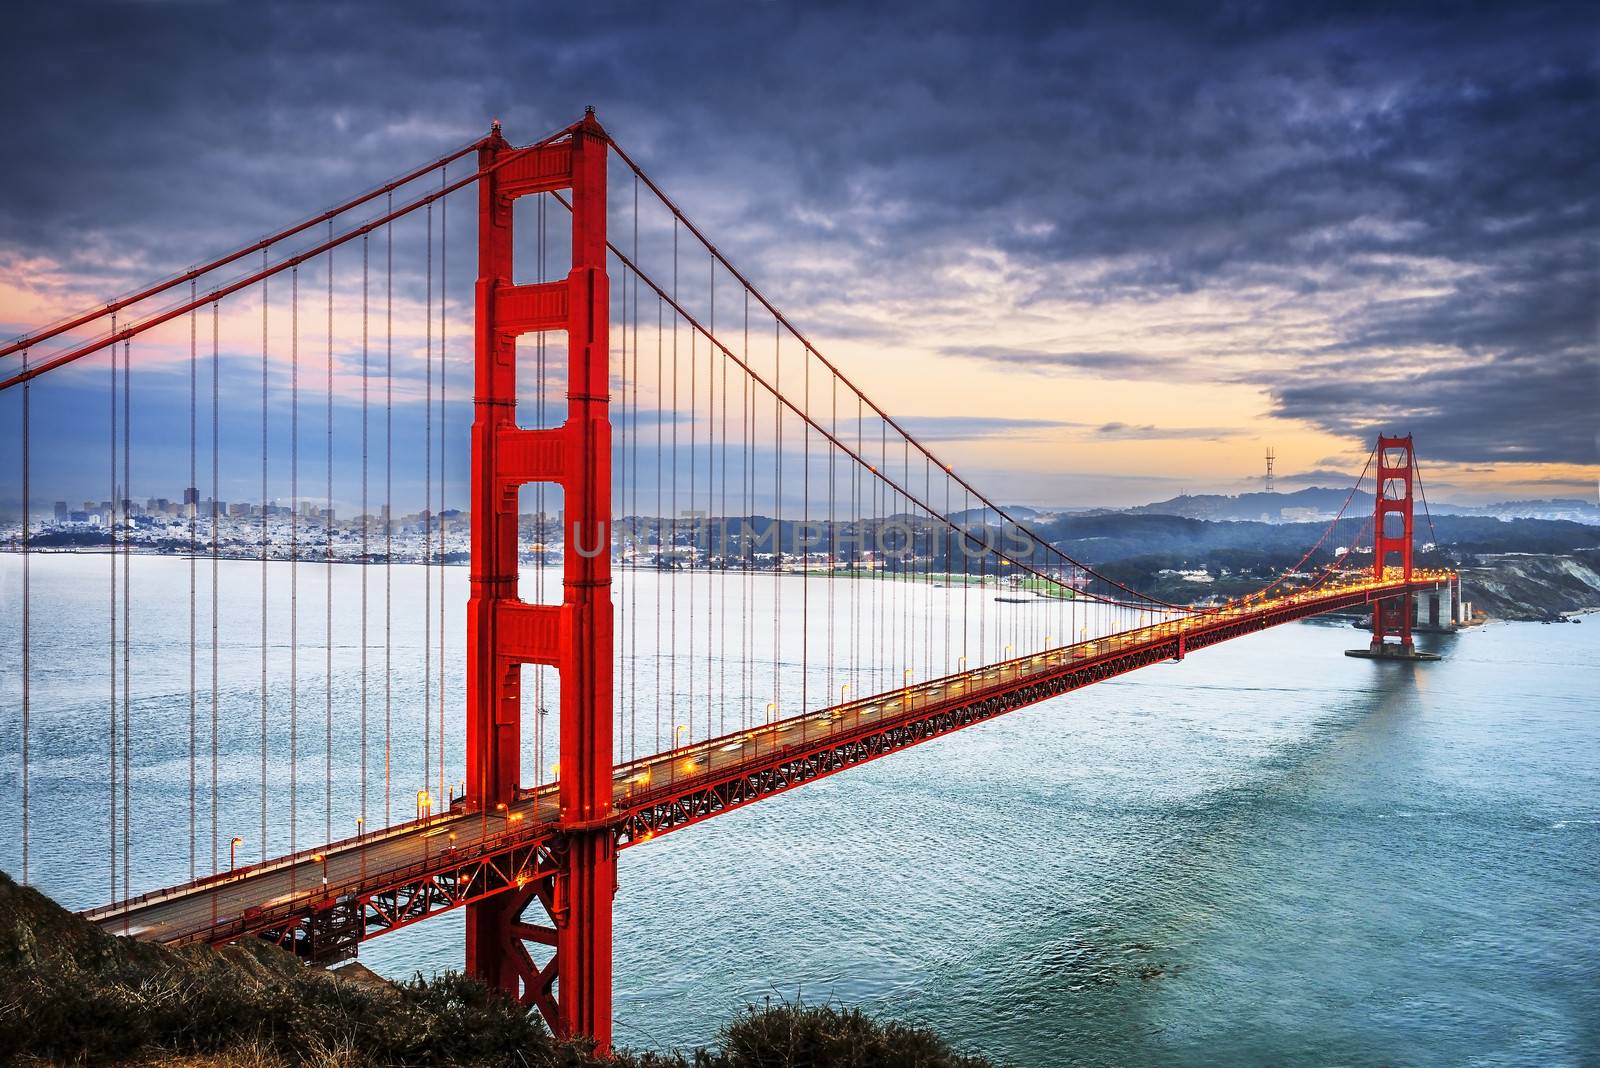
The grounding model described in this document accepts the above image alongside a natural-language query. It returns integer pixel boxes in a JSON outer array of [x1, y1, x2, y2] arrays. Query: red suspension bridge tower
[[464, 110, 615, 1042], [1363, 434, 1425, 658]]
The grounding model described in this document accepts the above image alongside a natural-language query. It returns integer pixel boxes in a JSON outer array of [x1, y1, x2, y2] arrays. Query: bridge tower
[[1370, 434, 1415, 653], [464, 112, 615, 1049]]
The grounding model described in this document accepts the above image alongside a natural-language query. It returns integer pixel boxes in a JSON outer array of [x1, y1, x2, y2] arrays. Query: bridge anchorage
[[2, 110, 1458, 1055]]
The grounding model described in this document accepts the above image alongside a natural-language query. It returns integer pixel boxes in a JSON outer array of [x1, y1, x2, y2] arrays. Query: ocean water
[[2, 554, 1596, 1066]]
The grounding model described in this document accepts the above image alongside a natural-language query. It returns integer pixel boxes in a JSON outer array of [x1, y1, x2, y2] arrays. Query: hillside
[[0, 873, 989, 1068], [1109, 488, 1599, 526], [1027, 512, 1599, 567], [992, 510, 1600, 619], [1454, 553, 1600, 621]]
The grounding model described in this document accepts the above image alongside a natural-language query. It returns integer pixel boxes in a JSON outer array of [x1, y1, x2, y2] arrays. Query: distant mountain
[[1120, 487, 1373, 523], [949, 504, 1043, 524], [1431, 498, 1600, 524], [1104, 488, 1599, 526]]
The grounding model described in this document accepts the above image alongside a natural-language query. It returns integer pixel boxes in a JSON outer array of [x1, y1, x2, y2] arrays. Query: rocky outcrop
[[1459, 551, 1600, 621]]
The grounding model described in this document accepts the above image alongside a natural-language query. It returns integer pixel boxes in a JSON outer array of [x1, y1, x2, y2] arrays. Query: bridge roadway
[[84, 571, 1450, 957]]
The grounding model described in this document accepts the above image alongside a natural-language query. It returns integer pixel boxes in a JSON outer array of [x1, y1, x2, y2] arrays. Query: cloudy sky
[[1, 0, 1595, 508]]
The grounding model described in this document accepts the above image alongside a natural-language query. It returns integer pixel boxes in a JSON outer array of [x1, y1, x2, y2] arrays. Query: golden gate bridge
[[0, 110, 1458, 1053]]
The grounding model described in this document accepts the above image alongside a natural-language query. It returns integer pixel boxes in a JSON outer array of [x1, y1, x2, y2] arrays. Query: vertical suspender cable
[[188, 285, 197, 881], [385, 196, 394, 827], [655, 295, 662, 752], [925, 458, 932, 678], [934, 466, 947, 668], [801, 342, 809, 722], [260, 251, 269, 864], [742, 294, 749, 727], [424, 201, 433, 804], [438, 169, 447, 807], [704, 280, 712, 741], [122, 335, 131, 901], [687, 320, 696, 740], [211, 304, 219, 875], [616, 248, 626, 762], [670, 221, 678, 747], [361, 235, 370, 826], [718, 266, 728, 736], [19, 349, 28, 885], [827, 376, 835, 708], [854, 397, 862, 696], [629, 178, 640, 761], [772, 319, 781, 717], [109, 319, 118, 902], [705, 273, 715, 740], [326, 226, 335, 841], [290, 265, 299, 864]]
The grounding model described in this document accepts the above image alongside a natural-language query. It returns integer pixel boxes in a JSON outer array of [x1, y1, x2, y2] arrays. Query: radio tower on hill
[[1264, 447, 1276, 493]]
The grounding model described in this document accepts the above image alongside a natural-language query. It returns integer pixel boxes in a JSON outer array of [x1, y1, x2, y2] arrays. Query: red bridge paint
[[45, 113, 1460, 1057], [465, 111, 614, 1044]]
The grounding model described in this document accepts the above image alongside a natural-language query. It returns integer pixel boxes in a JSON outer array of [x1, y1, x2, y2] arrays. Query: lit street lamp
[[229, 836, 243, 871]]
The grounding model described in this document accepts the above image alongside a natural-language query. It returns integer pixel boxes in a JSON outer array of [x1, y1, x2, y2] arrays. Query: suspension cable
[[1414, 450, 1441, 553], [1228, 444, 1378, 608], [601, 136, 1178, 611], [0, 121, 586, 394], [578, 218, 1161, 613], [0, 135, 490, 362]]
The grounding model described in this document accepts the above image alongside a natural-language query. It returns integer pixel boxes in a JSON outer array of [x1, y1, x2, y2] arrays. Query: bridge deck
[[85, 573, 1449, 954]]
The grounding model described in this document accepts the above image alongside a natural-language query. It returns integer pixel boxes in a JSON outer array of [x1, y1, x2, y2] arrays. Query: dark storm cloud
[[1274, 350, 1598, 465], [1, 0, 1595, 468]]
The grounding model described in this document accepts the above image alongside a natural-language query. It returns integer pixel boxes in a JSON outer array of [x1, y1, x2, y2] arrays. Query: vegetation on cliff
[[0, 873, 990, 1068]]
